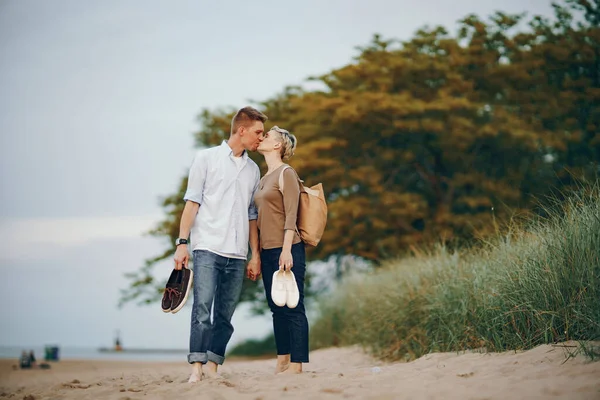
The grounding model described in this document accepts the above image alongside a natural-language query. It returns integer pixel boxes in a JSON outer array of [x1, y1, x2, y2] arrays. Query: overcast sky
[[0, 0, 554, 352]]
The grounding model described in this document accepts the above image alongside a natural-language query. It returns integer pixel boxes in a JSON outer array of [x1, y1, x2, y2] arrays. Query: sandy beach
[[1, 342, 598, 400]]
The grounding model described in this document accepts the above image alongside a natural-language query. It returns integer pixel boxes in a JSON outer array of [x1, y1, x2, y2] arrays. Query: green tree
[[465, 1, 599, 183], [121, 0, 599, 308]]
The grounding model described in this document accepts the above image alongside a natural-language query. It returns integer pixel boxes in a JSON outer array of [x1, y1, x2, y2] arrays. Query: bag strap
[[278, 165, 304, 194], [278, 165, 292, 195], [277, 165, 302, 238]]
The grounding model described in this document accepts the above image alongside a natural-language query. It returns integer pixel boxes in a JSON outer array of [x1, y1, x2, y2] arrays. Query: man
[[173, 106, 267, 383]]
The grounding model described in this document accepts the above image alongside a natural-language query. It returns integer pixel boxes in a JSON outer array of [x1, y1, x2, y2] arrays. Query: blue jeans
[[261, 242, 309, 363], [188, 250, 246, 365]]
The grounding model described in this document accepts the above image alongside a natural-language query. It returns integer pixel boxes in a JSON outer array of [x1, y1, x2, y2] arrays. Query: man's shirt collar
[[220, 140, 248, 159]]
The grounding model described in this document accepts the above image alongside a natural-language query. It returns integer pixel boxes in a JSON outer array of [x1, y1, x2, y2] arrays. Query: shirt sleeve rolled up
[[248, 170, 259, 221], [183, 152, 207, 204]]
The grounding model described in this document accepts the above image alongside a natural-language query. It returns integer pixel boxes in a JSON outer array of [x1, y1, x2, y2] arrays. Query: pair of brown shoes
[[161, 267, 193, 314]]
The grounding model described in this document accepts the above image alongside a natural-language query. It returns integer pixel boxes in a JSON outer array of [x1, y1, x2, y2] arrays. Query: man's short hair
[[231, 106, 268, 135]]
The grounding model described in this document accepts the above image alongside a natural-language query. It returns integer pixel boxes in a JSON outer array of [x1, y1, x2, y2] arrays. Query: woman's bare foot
[[279, 362, 302, 374], [203, 361, 220, 379], [188, 363, 202, 383], [274, 354, 291, 374]]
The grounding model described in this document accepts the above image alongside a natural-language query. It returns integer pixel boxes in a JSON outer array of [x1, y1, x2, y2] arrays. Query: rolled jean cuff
[[291, 356, 309, 363], [187, 352, 207, 364], [207, 351, 225, 365]]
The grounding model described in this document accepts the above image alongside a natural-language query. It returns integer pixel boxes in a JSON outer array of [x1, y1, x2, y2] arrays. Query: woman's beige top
[[254, 164, 302, 250]]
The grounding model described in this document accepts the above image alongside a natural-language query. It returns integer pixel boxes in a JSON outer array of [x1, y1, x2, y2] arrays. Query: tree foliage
[[121, 0, 599, 307]]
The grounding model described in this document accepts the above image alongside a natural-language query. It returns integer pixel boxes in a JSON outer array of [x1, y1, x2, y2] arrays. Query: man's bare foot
[[203, 361, 220, 379], [279, 362, 302, 374], [274, 354, 291, 374], [188, 363, 202, 383]]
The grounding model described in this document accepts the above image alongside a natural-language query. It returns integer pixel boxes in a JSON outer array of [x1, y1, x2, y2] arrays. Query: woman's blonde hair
[[270, 126, 297, 161]]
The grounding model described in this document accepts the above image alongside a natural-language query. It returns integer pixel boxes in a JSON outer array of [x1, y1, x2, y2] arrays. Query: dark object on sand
[[44, 345, 60, 361], [19, 350, 52, 370]]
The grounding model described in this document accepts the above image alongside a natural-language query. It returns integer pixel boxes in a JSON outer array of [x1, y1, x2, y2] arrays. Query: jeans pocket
[[193, 250, 218, 267]]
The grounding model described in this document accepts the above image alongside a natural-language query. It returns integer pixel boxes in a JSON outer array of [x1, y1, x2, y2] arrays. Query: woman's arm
[[279, 168, 301, 270]]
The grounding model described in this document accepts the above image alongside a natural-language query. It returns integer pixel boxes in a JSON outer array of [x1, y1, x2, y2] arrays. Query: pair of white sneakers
[[271, 269, 300, 308]]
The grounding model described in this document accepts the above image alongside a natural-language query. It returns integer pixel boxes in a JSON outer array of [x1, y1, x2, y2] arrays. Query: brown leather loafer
[[161, 268, 181, 313], [170, 266, 193, 314]]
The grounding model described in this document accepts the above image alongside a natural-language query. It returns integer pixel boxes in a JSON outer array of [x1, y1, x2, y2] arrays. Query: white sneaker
[[284, 270, 300, 309], [271, 270, 287, 307]]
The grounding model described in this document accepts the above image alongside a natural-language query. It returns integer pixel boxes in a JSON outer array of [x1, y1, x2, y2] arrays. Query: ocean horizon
[[0, 345, 189, 362]]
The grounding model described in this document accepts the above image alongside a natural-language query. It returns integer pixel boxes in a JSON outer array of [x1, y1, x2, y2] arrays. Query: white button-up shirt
[[183, 141, 260, 259]]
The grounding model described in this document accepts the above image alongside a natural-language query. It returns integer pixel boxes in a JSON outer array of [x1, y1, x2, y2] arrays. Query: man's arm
[[174, 151, 207, 270], [246, 171, 261, 281], [279, 168, 300, 271], [174, 201, 200, 270]]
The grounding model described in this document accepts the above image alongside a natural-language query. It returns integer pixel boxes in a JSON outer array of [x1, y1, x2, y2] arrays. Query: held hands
[[247, 257, 261, 281], [174, 245, 189, 270], [279, 249, 293, 271]]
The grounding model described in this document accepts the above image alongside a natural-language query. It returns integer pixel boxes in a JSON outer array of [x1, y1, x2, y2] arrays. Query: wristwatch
[[175, 238, 188, 246]]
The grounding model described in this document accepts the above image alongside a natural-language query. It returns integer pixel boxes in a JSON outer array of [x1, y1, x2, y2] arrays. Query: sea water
[[0, 345, 188, 362]]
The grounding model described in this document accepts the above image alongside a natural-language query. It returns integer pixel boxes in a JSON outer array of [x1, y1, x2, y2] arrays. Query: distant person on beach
[[173, 106, 267, 383], [253, 126, 309, 374], [18, 350, 49, 370], [19, 351, 31, 369], [28, 350, 36, 368]]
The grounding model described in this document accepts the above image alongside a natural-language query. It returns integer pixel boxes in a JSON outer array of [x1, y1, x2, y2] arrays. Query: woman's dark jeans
[[261, 242, 309, 363]]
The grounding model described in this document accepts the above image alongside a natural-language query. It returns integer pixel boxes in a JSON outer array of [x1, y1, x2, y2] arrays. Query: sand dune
[[1, 342, 598, 399]]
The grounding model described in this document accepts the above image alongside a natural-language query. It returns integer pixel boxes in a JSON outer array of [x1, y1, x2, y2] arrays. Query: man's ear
[[238, 125, 246, 136]]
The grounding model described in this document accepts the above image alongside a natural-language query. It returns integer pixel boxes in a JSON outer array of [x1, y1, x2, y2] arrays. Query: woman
[[254, 125, 308, 374]]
